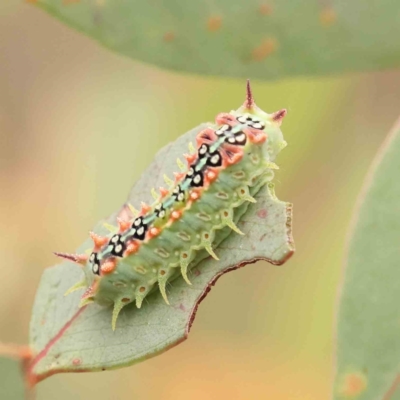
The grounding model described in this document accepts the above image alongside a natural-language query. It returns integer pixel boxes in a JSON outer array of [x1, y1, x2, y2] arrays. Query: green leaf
[[28, 122, 293, 384], [0, 357, 26, 400], [334, 118, 400, 399], [32, 1, 400, 79]]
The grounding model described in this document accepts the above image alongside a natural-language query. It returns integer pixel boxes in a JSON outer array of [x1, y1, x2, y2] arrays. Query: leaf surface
[[334, 118, 400, 400], [32, 1, 400, 79], [28, 123, 293, 383]]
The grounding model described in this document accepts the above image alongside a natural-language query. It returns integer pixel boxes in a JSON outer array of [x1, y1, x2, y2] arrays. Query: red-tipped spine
[[81, 281, 98, 300], [159, 187, 169, 198], [90, 232, 108, 250], [271, 109, 287, 125], [184, 153, 197, 166], [54, 252, 88, 265], [174, 172, 185, 183], [117, 217, 130, 233], [245, 79, 255, 109], [140, 202, 151, 215]]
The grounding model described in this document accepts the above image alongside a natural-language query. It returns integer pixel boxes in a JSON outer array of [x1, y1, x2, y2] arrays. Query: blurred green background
[[1, 2, 400, 399]]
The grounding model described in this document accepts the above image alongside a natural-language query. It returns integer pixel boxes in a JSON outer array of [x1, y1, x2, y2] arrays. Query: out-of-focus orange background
[[1, 2, 400, 399]]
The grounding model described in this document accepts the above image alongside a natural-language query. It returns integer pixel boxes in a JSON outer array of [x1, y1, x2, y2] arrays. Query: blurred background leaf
[[31, 0, 400, 79], [334, 119, 400, 400], [0, 358, 25, 400], [1, 1, 400, 399]]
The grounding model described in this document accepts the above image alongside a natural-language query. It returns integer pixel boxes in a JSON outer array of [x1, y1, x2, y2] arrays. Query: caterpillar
[[55, 81, 287, 331]]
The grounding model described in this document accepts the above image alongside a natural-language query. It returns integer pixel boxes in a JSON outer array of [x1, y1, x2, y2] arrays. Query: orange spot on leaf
[[259, 4, 273, 16], [163, 31, 175, 42], [207, 16, 222, 32], [320, 7, 337, 27], [337, 371, 367, 398], [252, 38, 278, 61]]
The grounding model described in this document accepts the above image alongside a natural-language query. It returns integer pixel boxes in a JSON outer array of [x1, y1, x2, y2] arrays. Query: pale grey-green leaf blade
[[32, 1, 400, 79], [29, 123, 293, 382], [334, 119, 400, 399]]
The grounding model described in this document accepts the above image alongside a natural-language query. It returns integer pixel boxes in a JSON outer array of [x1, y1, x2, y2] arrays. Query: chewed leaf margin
[[27, 184, 293, 384]]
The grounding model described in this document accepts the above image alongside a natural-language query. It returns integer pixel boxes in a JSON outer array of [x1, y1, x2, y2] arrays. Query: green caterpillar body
[[56, 82, 287, 330]]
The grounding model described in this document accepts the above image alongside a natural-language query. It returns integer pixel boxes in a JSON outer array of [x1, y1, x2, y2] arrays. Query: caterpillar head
[[215, 80, 287, 161]]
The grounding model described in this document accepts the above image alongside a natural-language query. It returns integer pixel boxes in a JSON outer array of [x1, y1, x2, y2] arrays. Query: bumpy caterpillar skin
[[56, 82, 287, 330]]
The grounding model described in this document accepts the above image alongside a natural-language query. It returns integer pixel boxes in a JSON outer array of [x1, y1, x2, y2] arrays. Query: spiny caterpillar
[[55, 81, 287, 330]]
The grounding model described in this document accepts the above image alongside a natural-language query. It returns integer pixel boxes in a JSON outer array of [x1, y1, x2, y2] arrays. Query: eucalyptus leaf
[[28, 122, 293, 383], [334, 118, 400, 399], [32, 1, 400, 79]]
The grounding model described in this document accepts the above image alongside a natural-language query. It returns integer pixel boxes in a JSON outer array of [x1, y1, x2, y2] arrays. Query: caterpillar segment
[[55, 81, 287, 330]]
